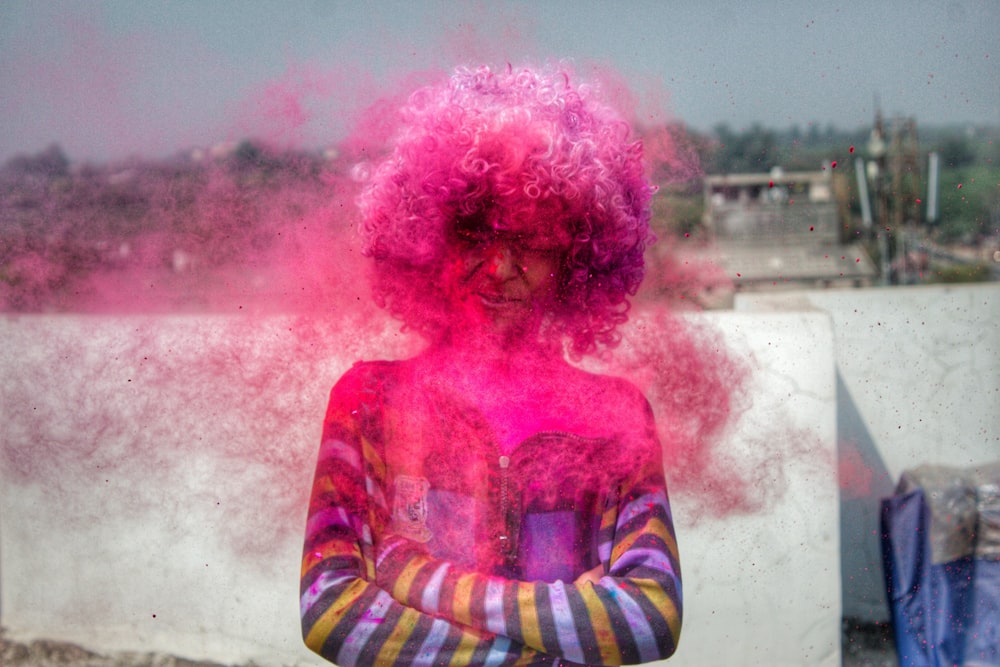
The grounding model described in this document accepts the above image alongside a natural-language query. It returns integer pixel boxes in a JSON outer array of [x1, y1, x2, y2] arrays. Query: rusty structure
[[866, 109, 924, 283]]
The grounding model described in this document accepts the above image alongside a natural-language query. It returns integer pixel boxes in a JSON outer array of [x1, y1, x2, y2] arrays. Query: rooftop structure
[[691, 167, 877, 292]]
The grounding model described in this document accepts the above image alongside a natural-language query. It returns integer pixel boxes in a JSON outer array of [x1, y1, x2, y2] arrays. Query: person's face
[[440, 199, 572, 343]]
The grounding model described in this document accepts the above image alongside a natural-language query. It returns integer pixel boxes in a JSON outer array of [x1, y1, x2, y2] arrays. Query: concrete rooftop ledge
[[0, 309, 849, 666]]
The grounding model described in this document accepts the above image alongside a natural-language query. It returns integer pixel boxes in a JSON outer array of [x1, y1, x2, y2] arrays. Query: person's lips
[[476, 291, 523, 307]]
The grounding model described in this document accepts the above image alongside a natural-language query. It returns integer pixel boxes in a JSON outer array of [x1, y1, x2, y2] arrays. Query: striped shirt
[[301, 361, 682, 666]]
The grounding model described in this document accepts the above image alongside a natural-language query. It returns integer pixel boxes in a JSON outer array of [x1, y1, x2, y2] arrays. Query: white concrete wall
[[1, 311, 840, 666], [736, 283, 1000, 622], [662, 312, 840, 667]]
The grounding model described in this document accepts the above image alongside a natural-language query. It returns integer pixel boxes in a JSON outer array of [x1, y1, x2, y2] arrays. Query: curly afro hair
[[357, 63, 655, 357]]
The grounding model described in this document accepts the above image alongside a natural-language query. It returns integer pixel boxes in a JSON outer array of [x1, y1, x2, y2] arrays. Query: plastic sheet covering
[[881, 462, 1000, 667], [974, 464, 1000, 560]]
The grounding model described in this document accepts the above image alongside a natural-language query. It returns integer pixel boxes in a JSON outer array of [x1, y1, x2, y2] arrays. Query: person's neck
[[427, 328, 560, 378]]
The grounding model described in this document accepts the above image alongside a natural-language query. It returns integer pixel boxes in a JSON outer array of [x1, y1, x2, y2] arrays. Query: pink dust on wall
[[1, 60, 835, 570]]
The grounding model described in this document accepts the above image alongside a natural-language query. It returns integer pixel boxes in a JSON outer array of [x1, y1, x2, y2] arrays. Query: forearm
[[377, 489, 682, 665], [302, 575, 525, 667], [302, 532, 538, 667]]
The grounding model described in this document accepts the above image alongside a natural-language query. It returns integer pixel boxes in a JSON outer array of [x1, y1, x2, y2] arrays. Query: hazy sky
[[1, 0, 997, 164]]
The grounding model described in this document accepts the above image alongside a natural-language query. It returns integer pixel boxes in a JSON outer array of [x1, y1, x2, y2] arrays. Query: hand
[[573, 563, 604, 587]]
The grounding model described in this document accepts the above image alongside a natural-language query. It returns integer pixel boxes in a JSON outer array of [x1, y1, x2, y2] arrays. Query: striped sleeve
[[377, 438, 682, 665], [301, 366, 543, 667]]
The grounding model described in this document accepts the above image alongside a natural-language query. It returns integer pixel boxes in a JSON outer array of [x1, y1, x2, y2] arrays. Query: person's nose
[[485, 241, 521, 280]]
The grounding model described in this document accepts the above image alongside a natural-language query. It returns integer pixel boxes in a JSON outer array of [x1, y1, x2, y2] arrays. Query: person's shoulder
[[560, 365, 662, 470], [564, 364, 652, 429], [567, 363, 646, 401], [330, 359, 401, 397]]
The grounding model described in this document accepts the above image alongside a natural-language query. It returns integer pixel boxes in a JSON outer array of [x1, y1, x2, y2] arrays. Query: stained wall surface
[[0, 311, 840, 666], [736, 284, 1000, 622]]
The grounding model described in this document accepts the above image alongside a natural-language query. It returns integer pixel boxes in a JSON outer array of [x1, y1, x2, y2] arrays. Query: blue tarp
[[881, 464, 1000, 667]]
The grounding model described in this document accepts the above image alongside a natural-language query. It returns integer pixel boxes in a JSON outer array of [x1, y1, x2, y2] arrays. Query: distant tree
[[651, 185, 705, 239], [936, 136, 976, 168], [806, 123, 821, 146], [934, 165, 998, 243], [4, 144, 70, 179], [232, 140, 264, 167], [707, 123, 777, 173]]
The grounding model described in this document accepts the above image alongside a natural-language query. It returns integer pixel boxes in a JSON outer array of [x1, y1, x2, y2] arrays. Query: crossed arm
[[301, 429, 527, 665], [374, 471, 682, 665]]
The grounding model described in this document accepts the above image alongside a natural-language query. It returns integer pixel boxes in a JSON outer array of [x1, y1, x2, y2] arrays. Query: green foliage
[[707, 123, 778, 174], [929, 263, 992, 283], [933, 165, 1000, 243], [702, 123, 868, 174], [936, 136, 976, 168], [923, 125, 999, 166], [651, 186, 705, 239]]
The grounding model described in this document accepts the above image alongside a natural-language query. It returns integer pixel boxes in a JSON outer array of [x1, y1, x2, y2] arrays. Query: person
[[301, 63, 681, 667]]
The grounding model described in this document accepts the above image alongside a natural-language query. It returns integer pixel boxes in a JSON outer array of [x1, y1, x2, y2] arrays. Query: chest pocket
[[510, 433, 621, 582]]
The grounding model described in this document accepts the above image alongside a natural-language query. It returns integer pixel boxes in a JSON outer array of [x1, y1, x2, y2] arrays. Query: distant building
[[692, 167, 877, 294]]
